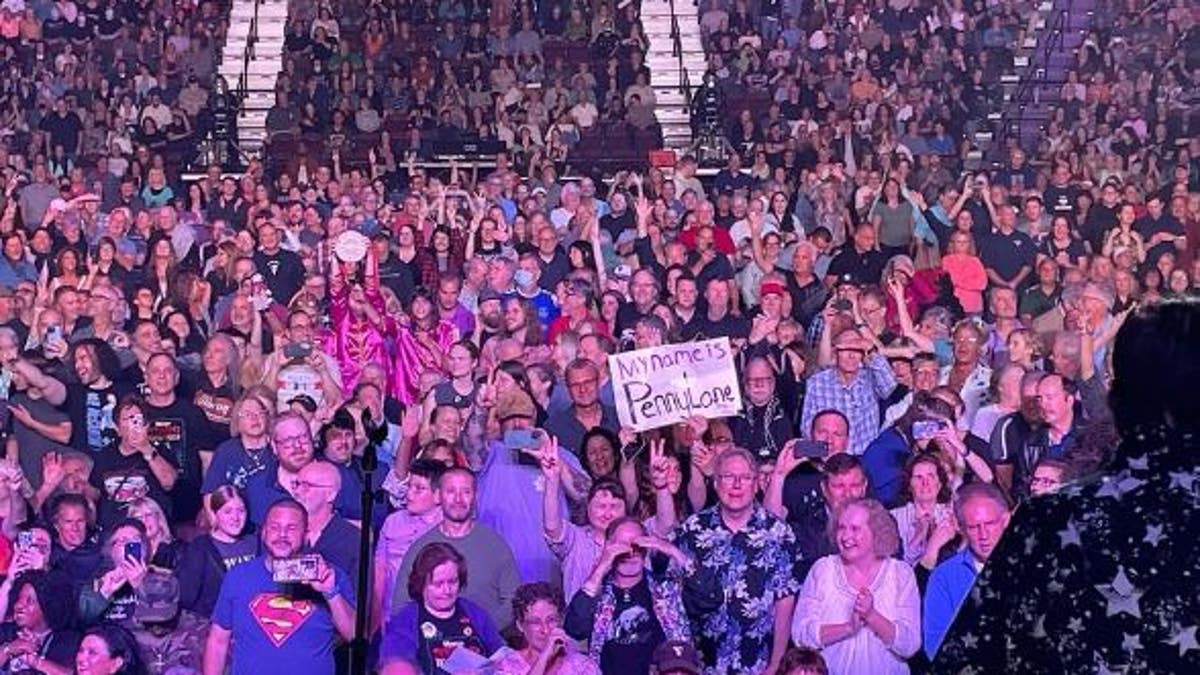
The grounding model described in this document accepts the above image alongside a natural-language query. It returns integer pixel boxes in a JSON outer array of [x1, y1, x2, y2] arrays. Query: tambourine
[[332, 230, 370, 263]]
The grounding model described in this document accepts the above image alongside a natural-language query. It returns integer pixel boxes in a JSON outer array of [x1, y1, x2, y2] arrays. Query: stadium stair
[[642, 0, 706, 151], [218, 0, 288, 159], [983, 0, 1098, 165]]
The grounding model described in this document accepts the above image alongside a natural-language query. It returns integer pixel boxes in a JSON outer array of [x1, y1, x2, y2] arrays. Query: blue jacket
[[862, 427, 911, 508], [382, 598, 503, 667], [923, 547, 979, 659]]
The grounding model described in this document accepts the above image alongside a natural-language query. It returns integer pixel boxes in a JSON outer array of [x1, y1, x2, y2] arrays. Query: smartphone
[[620, 441, 645, 463], [832, 299, 852, 312], [793, 440, 829, 459], [17, 531, 34, 551], [503, 429, 544, 450], [45, 325, 63, 344], [912, 420, 943, 441], [124, 541, 143, 563], [283, 342, 313, 360], [272, 554, 321, 583]]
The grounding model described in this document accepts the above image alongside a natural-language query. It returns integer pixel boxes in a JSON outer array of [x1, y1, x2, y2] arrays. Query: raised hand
[[648, 438, 669, 490], [41, 452, 66, 488], [307, 556, 337, 595], [618, 426, 639, 448], [690, 441, 715, 477], [399, 408, 422, 440]]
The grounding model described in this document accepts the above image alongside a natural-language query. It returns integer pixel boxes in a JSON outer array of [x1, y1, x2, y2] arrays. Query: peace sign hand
[[648, 438, 670, 490]]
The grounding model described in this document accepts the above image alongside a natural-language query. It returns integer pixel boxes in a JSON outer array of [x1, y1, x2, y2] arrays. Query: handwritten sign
[[608, 338, 743, 431]]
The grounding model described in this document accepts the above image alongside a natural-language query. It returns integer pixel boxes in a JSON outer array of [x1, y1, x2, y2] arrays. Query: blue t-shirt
[[202, 438, 273, 494], [476, 440, 582, 584], [212, 556, 355, 675]]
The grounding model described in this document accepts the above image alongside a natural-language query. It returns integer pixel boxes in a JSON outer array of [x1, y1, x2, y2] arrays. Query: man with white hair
[[674, 448, 799, 673], [923, 482, 1011, 658]]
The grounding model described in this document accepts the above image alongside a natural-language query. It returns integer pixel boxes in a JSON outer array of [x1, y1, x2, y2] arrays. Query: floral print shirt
[[674, 504, 802, 674]]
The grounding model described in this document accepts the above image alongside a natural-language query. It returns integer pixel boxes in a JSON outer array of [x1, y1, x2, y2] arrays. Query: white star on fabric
[[1167, 625, 1199, 656], [1068, 617, 1084, 632], [1095, 566, 1143, 618], [961, 632, 979, 649], [1127, 455, 1149, 471], [1168, 470, 1197, 492], [1058, 519, 1082, 548], [1096, 473, 1146, 499], [1144, 523, 1164, 547], [1121, 632, 1142, 652]]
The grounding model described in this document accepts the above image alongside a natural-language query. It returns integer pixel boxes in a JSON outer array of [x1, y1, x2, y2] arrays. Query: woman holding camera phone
[[79, 519, 152, 624], [494, 582, 599, 674]]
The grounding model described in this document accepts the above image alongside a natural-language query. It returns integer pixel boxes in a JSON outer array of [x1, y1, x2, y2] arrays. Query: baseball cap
[[478, 288, 502, 305], [134, 570, 181, 624], [494, 389, 536, 422], [651, 641, 702, 674], [760, 280, 786, 298]]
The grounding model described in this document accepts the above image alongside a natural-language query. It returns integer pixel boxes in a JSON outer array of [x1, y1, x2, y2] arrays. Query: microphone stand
[[348, 410, 387, 674]]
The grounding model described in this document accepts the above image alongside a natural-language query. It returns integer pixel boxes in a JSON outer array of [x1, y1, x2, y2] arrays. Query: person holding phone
[[78, 519, 152, 624], [474, 386, 587, 585], [494, 582, 600, 674], [204, 499, 355, 675]]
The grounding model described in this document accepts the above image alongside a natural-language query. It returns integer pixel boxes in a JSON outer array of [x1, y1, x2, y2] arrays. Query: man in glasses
[[673, 448, 800, 674], [292, 460, 360, 581], [244, 412, 356, 527]]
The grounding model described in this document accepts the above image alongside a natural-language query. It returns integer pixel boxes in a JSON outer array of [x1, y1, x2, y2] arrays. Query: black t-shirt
[[826, 246, 888, 286], [89, 448, 176, 529], [979, 230, 1037, 282], [597, 580, 665, 674], [146, 398, 221, 523], [38, 111, 83, 152], [189, 373, 237, 436], [416, 604, 489, 675], [65, 381, 131, 454], [253, 248, 305, 304], [678, 311, 750, 343]]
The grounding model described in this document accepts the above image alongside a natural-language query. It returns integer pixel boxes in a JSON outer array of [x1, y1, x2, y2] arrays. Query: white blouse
[[792, 555, 922, 675], [890, 502, 954, 566]]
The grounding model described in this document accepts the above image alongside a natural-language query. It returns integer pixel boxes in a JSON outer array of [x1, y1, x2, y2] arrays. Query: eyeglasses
[[567, 377, 598, 389], [274, 434, 311, 448], [717, 473, 755, 486], [292, 479, 336, 491]]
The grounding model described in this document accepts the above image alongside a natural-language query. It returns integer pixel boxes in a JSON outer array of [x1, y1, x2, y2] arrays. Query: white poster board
[[608, 337, 744, 432]]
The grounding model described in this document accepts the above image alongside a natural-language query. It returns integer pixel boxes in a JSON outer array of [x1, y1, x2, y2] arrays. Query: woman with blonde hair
[[125, 497, 184, 569], [793, 498, 920, 675], [202, 391, 275, 499]]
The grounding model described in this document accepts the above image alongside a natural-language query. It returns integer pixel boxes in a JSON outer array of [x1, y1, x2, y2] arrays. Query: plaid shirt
[[800, 354, 898, 455], [414, 226, 467, 289]]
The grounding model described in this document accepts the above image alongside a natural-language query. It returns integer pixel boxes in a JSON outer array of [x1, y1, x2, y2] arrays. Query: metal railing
[[666, 0, 692, 105], [235, 0, 263, 102], [992, 1, 1072, 154]]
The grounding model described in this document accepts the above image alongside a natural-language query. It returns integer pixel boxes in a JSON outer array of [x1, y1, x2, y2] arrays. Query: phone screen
[[793, 440, 830, 459]]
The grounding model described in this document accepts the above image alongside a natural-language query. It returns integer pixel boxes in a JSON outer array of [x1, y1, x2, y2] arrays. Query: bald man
[[293, 460, 361, 578]]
